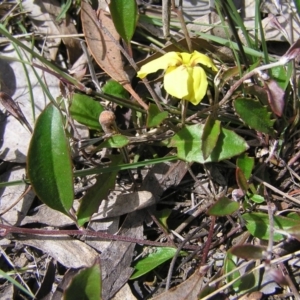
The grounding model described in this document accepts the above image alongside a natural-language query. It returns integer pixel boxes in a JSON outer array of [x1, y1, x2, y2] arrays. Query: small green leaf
[[70, 93, 104, 130], [224, 251, 241, 291], [109, 0, 138, 43], [234, 98, 275, 136], [102, 79, 130, 99], [27, 104, 74, 216], [130, 247, 184, 280], [243, 212, 300, 241], [236, 153, 254, 180], [201, 116, 221, 160], [147, 103, 168, 127], [248, 194, 265, 204], [169, 124, 248, 163], [64, 258, 101, 300], [270, 64, 293, 91], [77, 170, 118, 226], [155, 209, 172, 231], [231, 244, 266, 260], [208, 197, 239, 216], [100, 134, 129, 148]]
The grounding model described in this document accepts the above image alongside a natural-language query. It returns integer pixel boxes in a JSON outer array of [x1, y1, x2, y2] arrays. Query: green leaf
[[64, 258, 101, 300], [70, 93, 104, 130], [100, 134, 129, 148], [248, 194, 265, 204], [147, 103, 168, 127], [169, 124, 248, 163], [208, 197, 239, 216], [130, 247, 184, 279], [224, 251, 241, 291], [109, 0, 138, 43], [201, 116, 221, 160], [77, 170, 118, 226], [236, 153, 254, 180], [155, 209, 172, 231], [234, 98, 275, 136], [102, 79, 130, 99], [243, 212, 300, 241], [270, 63, 293, 90], [27, 104, 74, 216]]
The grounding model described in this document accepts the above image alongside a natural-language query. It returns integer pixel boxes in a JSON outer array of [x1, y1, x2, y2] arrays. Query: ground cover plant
[[0, 0, 300, 299]]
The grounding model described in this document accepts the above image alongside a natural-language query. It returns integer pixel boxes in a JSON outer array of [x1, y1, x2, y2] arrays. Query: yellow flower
[[137, 51, 217, 105]]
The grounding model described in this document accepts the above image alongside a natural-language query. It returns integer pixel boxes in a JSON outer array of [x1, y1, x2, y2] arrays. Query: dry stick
[[201, 250, 300, 300], [165, 226, 203, 291], [186, 59, 289, 123], [171, 0, 193, 53], [0, 224, 199, 250], [0, 185, 32, 216], [200, 216, 216, 266], [253, 175, 300, 206]]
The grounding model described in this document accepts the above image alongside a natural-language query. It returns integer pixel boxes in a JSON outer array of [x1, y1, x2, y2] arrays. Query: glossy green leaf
[[131, 247, 184, 280], [102, 79, 130, 99], [236, 153, 254, 180], [64, 258, 101, 300], [147, 103, 168, 127], [27, 104, 74, 216], [208, 197, 239, 216], [169, 124, 248, 163], [70, 93, 104, 130], [224, 251, 241, 291], [248, 194, 265, 204], [270, 64, 293, 91], [109, 0, 138, 43], [234, 98, 275, 136], [100, 134, 129, 148], [201, 116, 221, 160], [77, 169, 118, 226], [236, 168, 249, 192], [243, 212, 300, 241], [231, 244, 266, 260]]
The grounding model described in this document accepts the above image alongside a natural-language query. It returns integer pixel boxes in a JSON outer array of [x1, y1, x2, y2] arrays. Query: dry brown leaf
[[91, 191, 155, 220], [81, 2, 148, 110], [20, 235, 98, 268], [152, 267, 205, 300], [100, 210, 144, 299], [23, 0, 81, 64]]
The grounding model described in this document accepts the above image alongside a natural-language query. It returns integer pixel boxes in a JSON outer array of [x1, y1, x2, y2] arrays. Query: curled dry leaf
[[81, 2, 148, 110]]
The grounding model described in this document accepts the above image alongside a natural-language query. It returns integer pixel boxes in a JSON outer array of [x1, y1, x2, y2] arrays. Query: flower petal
[[183, 66, 208, 105], [137, 52, 181, 78], [164, 65, 189, 99], [190, 51, 218, 72]]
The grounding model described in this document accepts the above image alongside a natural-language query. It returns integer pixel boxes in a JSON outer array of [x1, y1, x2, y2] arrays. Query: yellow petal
[[164, 65, 189, 99], [190, 51, 218, 72], [137, 52, 181, 78], [183, 66, 208, 105]]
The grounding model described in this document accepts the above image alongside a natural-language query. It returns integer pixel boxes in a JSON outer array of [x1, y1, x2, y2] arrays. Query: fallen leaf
[[19, 235, 98, 268], [81, 2, 148, 110]]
